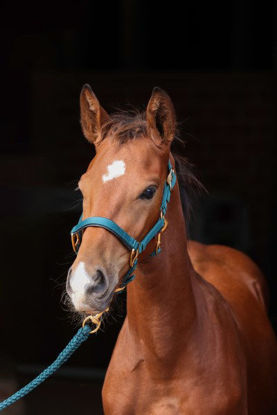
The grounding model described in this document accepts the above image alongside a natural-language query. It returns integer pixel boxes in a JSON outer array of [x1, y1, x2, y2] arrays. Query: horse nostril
[[95, 269, 105, 286], [86, 269, 107, 296]]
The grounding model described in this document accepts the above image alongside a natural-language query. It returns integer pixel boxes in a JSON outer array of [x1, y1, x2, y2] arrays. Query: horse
[[66, 84, 277, 414]]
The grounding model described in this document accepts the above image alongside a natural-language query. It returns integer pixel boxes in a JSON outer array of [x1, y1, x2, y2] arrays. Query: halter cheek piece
[[70, 161, 176, 290]]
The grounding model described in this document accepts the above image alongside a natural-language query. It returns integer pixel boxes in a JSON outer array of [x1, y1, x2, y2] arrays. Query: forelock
[[101, 110, 147, 144]]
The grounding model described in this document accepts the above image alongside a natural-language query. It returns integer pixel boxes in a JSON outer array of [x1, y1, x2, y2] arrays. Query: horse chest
[[103, 328, 247, 415], [103, 374, 245, 415], [103, 371, 182, 415]]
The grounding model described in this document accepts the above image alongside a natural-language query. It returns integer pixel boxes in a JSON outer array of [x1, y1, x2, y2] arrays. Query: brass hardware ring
[[82, 308, 109, 334], [130, 248, 139, 268], [71, 233, 80, 254]]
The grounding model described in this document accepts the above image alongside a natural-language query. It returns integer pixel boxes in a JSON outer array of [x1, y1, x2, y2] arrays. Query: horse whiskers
[[60, 290, 70, 307], [60, 292, 84, 327], [60, 287, 125, 330]]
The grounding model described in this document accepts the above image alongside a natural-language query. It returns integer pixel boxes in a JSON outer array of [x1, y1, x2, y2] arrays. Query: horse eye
[[139, 185, 157, 200]]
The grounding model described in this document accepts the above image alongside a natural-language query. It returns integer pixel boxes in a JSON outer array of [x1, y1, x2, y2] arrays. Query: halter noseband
[[70, 161, 176, 290]]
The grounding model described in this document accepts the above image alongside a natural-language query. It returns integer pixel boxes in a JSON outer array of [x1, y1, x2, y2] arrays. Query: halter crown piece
[[70, 160, 176, 290]]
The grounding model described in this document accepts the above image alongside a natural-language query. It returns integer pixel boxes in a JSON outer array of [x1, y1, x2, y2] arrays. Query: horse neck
[[126, 177, 197, 369]]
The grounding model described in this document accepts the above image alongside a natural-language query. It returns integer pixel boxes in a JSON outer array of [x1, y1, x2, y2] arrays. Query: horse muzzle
[[66, 262, 117, 313]]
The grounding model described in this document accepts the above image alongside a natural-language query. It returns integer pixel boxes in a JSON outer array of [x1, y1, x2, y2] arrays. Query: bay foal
[[66, 85, 277, 414]]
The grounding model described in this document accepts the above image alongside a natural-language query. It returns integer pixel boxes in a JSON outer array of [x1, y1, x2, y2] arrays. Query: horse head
[[66, 84, 176, 315]]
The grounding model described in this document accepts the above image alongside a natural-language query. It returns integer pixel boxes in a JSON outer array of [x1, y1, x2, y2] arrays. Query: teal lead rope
[[0, 325, 91, 412]]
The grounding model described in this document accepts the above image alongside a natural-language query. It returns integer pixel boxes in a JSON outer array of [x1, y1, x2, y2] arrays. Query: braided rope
[[0, 324, 91, 412]]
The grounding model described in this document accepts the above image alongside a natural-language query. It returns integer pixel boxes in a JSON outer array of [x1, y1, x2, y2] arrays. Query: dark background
[[0, 1, 276, 414]]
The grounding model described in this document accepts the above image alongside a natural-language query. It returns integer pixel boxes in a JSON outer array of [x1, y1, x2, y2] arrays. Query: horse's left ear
[[146, 87, 176, 149]]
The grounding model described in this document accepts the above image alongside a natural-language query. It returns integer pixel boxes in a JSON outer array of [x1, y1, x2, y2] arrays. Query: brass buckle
[[130, 248, 139, 268], [167, 169, 174, 190], [114, 285, 126, 293], [156, 213, 168, 254], [82, 308, 109, 334], [71, 233, 80, 254]]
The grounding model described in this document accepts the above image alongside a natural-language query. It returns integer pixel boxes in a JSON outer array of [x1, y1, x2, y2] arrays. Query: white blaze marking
[[102, 160, 126, 183], [71, 261, 91, 292], [70, 262, 91, 309]]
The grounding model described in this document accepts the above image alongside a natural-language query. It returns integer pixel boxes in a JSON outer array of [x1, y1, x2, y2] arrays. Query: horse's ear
[[80, 84, 110, 146], [146, 87, 176, 149]]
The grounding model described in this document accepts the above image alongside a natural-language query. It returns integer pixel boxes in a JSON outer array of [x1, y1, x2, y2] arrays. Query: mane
[[100, 109, 203, 225]]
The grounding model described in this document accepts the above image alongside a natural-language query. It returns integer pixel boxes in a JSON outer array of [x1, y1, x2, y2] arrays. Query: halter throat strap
[[71, 160, 176, 287]]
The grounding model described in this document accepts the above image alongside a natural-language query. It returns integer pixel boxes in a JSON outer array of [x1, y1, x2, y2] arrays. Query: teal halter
[[71, 160, 176, 289]]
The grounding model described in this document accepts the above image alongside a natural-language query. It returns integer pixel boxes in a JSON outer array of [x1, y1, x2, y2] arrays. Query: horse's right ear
[[80, 84, 110, 146]]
